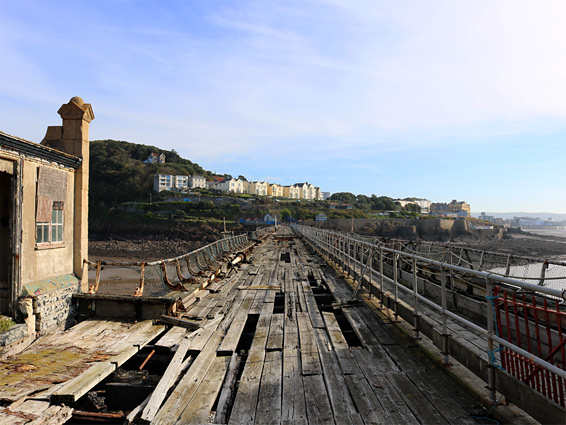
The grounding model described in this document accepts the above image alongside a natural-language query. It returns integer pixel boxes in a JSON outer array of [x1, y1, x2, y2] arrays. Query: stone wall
[[32, 285, 78, 335], [303, 218, 504, 241]]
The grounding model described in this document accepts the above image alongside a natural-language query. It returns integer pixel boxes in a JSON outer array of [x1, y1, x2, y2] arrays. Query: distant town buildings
[[430, 200, 471, 217], [395, 198, 432, 213], [153, 174, 189, 192], [322, 192, 332, 200], [188, 175, 206, 189]]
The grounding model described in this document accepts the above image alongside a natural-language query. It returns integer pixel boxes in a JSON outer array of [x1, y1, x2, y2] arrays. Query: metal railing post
[[486, 277, 496, 404], [379, 247, 384, 307], [393, 253, 399, 321], [412, 257, 419, 339], [441, 266, 451, 365]]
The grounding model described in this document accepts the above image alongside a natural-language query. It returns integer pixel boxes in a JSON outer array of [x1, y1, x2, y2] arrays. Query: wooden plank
[[341, 307, 398, 367], [176, 355, 230, 424], [343, 373, 387, 424], [217, 295, 255, 355], [184, 315, 223, 353], [228, 361, 263, 425], [266, 314, 284, 351], [151, 330, 224, 425], [237, 285, 281, 290], [351, 348, 418, 424], [51, 361, 115, 404], [295, 281, 308, 313], [297, 313, 321, 375], [321, 312, 358, 375], [255, 351, 283, 425], [282, 350, 307, 425], [214, 354, 241, 424], [159, 315, 200, 330], [303, 375, 335, 424], [383, 344, 478, 424], [313, 329, 360, 425], [228, 314, 271, 425], [27, 405, 73, 425], [155, 326, 187, 349], [140, 336, 194, 423]]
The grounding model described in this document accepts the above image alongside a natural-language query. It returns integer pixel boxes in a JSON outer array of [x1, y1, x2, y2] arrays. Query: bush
[[0, 316, 15, 333]]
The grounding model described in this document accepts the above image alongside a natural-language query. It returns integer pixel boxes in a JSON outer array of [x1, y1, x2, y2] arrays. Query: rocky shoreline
[[89, 226, 566, 263]]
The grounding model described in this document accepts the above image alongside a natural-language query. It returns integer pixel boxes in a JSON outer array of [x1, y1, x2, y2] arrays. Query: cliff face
[[308, 218, 504, 242]]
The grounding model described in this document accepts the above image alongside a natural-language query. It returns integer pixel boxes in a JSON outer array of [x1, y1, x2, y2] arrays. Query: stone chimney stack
[[42, 97, 94, 281]]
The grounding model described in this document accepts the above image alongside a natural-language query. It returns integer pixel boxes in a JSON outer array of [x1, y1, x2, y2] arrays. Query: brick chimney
[[42, 97, 94, 283]]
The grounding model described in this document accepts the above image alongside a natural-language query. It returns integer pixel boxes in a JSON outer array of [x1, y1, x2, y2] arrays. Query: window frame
[[36, 206, 64, 248]]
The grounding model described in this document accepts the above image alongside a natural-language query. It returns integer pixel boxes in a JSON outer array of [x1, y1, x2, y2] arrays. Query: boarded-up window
[[36, 167, 67, 245]]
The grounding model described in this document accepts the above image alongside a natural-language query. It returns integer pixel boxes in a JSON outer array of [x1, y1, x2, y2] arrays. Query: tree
[[238, 175, 248, 181], [330, 192, 356, 204]]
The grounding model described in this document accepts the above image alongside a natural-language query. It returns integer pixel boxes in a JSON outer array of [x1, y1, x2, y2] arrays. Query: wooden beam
[[159, 315, 200, 330]]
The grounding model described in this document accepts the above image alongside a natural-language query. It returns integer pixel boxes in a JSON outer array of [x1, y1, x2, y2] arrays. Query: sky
[[1, 0, 565, 214]]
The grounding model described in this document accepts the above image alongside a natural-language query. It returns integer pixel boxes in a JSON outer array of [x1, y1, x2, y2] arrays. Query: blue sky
[[1, 0, 565, 213]]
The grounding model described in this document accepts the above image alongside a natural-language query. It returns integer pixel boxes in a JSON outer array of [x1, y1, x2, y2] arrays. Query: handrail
[[291, 223, 566, 409]]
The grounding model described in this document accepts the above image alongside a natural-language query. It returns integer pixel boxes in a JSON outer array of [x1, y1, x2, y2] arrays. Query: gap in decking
[[280, 252, 291, 263], [236, 314, 260, 355], [222, 314, 260, 422], [333, 309, 363, 348], [273, 293, 285, 314]]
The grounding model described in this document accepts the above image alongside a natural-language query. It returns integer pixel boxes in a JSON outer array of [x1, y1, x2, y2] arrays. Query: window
[[36, 204, 64, 246]]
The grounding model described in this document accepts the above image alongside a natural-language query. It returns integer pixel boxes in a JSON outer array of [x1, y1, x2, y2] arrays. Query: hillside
[[90, 139, 213, 204]]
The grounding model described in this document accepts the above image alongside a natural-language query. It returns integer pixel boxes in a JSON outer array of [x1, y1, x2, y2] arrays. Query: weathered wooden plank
[[383, 344, 478, 424], [344, 373, 387, 424], [217, 295, 255, 355], [351, 348, 418, 424], [295, 281, 308, 313], [313, 329, 360, 425], [282, 351, 307, 425], [255, 351, 283, 425], [27, 405, 73, 425], [159, 315, 200, 330], [341, 307, 398, 366], [176, 355, 230, 424], [321, 312, 358, 375], [51, 361, 115, 404], [155, 326, 187, 349], [151, 330, 224, 425], [214, 354, 241, 424], [304, 292, 326, 329], [184, 315, 223, 352], [266, 314, 284, 351], [228, 313, 271, 425], [228, 361, 263, 425], [140, 336, 194, 424], [297, 313, 322, 375], [303, 375, 335, 424], [237, 285, 281, 290]]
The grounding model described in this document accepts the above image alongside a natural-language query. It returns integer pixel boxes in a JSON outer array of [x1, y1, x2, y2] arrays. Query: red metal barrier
[[494, 287, 566, 407]]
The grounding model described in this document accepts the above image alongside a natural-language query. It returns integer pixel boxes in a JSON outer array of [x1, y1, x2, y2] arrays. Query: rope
[[485, 294, 506, 371]]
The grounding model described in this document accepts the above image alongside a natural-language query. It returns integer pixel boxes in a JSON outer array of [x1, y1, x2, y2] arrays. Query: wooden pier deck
[[0, 228, 492, 424], [148, 228, 485, 424]]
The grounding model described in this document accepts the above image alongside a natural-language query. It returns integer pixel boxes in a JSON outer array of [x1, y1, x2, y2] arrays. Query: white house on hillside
[[189, 175, 206, 189], [248, 181, 268, 196], [145, 152, 166, 164], [153, 174, 189, 192], [215, 178, 246, 194]]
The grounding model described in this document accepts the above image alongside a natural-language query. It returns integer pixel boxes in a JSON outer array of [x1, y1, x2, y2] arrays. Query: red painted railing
[[494, 287, 566, 407]]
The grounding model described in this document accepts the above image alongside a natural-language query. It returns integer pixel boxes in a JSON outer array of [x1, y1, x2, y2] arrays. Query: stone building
[[0, 97, 93, 353], [430, 199, 471, 217]]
